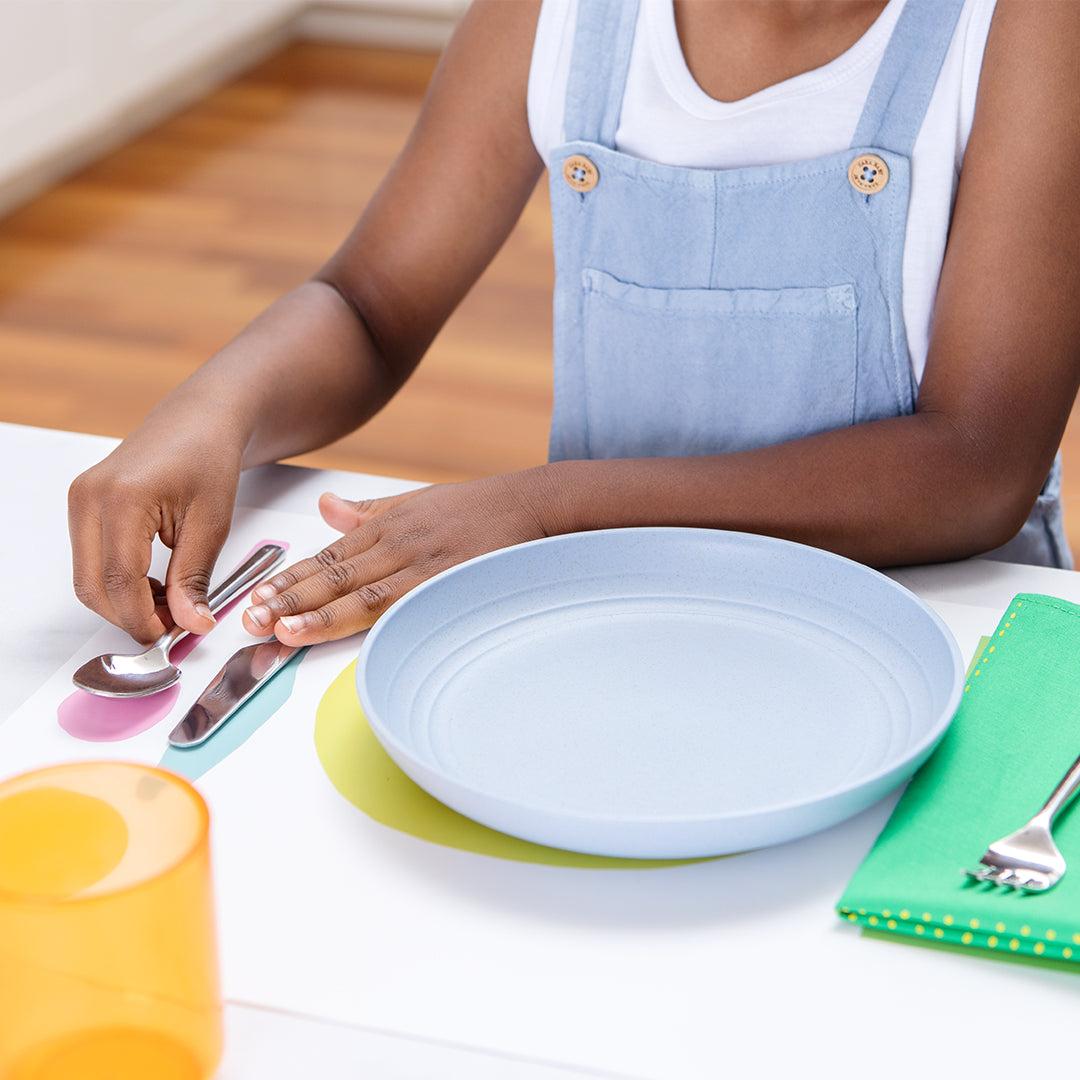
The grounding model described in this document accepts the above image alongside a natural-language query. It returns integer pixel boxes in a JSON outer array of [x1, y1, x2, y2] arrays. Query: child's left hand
[[241, 469, 559, 644]]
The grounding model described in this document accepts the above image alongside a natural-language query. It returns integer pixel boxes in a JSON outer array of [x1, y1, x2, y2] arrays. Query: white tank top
[[528, 0, 997, 382]]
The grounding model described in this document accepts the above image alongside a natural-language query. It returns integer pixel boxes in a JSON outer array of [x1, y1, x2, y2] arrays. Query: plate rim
[[355, 527, 964, 826]]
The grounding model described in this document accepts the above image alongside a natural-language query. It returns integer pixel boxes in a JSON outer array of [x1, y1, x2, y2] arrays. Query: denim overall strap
[[563, 0, 641, 146], [851, 0, 966, 155]]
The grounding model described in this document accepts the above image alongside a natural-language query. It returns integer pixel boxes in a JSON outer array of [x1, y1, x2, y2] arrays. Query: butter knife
[[167, 638, 303, 747]]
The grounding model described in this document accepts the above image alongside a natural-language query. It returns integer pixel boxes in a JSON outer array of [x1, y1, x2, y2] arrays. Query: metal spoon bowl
[[72, 543, 286, 699]]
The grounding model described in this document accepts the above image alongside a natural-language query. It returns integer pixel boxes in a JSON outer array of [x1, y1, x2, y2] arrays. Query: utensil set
[[71, 542, 298, 748]]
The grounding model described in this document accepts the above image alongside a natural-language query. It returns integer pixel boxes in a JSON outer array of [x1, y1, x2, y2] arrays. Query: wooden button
[[563, 154, 599, 193], [848, 153, 889, 195]]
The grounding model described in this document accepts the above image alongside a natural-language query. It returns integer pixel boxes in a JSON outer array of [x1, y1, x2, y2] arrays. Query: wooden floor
[[1, 41, 1077, 557], [0, 43, 554, 484]]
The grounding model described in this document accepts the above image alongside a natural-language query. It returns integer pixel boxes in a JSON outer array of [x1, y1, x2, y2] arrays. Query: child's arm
[[241, 1, 1080, 647], [68, 0, 544, 644]]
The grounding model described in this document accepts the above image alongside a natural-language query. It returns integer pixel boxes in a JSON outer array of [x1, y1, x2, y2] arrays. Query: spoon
[[72, 543, 287, 699]]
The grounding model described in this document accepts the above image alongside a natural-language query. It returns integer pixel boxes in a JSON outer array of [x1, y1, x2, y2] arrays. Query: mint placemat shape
[[838, 593, 1080, 965]]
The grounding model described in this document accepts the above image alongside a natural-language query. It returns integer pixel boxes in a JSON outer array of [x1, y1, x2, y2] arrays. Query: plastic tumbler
[[0, 762, 222, 1080]]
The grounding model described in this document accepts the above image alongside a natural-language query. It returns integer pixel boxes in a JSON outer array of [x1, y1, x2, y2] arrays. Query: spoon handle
[[206, 543, 288, 612], [158, 543, 288, 656]]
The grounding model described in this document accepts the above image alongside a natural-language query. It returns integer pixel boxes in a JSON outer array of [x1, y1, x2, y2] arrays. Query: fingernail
[[195, 603, 216, 624], [251, 583, 276, 601], [279, 615, 305, 633], [247, 604, 270, 627]]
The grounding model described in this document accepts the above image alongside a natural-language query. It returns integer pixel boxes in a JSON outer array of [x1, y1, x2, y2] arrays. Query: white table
[[3, 421, 1079, 1079]]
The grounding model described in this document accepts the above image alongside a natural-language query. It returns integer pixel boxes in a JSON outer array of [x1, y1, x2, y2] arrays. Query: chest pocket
[[580, 268, 859, 459]]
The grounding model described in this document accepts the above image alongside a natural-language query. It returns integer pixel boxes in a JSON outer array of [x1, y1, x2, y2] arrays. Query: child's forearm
[[140, 278, 402, 469], [240, 406, 1051, 646], [537, 410, 1050, 567]]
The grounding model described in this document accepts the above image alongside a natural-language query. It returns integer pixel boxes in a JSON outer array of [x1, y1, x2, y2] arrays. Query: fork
[[965, 750, 1080, 892]]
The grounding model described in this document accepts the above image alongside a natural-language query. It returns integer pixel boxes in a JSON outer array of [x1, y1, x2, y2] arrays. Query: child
[[68, 0, 1080, 649]]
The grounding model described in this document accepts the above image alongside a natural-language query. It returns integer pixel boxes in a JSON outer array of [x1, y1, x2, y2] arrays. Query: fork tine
[[993, 866, 1021, 887]]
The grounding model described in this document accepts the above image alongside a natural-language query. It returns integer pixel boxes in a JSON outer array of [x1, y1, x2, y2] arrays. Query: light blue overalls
[[547, 0, 1071, 569]]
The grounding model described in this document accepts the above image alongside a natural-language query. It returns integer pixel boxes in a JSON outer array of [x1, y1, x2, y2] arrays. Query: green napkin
[[838, 593, 1080, 965]]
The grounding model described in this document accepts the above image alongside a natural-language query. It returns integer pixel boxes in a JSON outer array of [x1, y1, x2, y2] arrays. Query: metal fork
[[965, 750, 1080, 892]]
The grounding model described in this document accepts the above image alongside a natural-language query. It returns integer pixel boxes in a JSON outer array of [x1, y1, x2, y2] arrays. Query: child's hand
[[68, 430, 241, 644], [241, 470, 558, 645]]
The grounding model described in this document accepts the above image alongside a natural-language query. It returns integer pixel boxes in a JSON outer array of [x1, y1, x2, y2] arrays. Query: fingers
[[69, 477, 118, 626], [243, 545, 399, 634], [246, 523, 380, 605], [99, 502, 167, 644], [164, 504, 230, 635], [70, 473, 170, 642], [242, 526, 383, 634], [149, 578, 173, 628], [273, 568, 426, 645], [318, 490, 416, 533]]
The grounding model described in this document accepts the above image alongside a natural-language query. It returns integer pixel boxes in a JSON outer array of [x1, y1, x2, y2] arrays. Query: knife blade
[[167, 638, 303, 748]]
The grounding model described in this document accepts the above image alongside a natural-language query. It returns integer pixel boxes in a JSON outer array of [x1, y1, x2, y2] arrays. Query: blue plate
[[357, 528, 962, 858]]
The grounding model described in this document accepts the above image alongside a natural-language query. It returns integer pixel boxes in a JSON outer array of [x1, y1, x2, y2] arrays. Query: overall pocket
[[580, 268, 858, 458]]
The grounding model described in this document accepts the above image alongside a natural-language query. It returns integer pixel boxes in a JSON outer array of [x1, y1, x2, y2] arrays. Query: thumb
[[165, 508, 229, 635], [318, 490, 415, 533]]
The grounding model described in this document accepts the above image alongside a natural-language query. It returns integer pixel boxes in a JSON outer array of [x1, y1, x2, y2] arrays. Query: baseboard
[[295, 1, 463, 51]]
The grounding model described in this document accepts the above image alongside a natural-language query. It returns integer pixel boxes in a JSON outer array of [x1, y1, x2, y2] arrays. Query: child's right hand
[[68, 426, 241, 645]]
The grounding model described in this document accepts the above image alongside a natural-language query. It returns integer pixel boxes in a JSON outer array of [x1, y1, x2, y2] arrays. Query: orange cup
[[0, 762, 222, 1080]]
